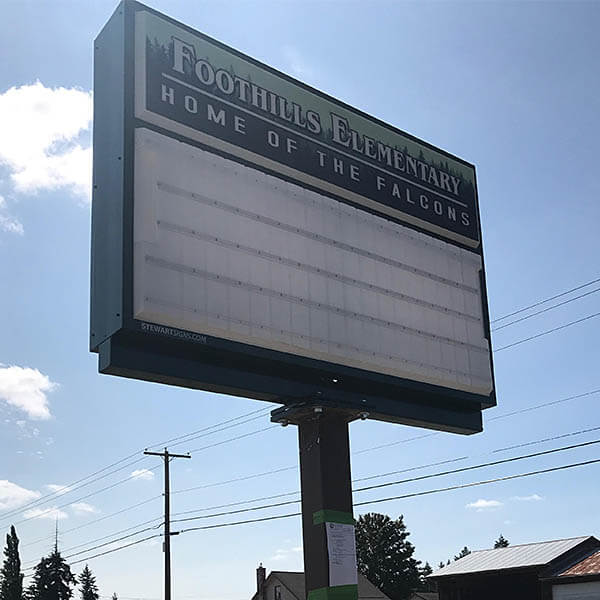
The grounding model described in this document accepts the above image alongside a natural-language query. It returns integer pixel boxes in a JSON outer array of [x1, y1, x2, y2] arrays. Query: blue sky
[[0, 0, 599, 598]]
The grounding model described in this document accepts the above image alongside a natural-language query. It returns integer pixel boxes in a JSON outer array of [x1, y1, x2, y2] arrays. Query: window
[[274, 585, 281, 600]]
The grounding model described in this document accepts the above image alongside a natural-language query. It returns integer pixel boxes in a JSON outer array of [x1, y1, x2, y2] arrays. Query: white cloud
[[70, 502, 99, 515], [0, 196, 23, 235], [23, 506, 68, 521], [0, 480, 40, 511], [512, 494, 544, 502], [0, 365, 57, 419], [466, 499, 504, 511], [0, 81, 92, 202], [45, 484, 72, 496], [271, 543, 303, 562], [131, 468, 154, 481]]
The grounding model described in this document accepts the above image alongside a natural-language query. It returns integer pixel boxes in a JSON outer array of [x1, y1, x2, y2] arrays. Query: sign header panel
[[134, 10, 480, 249]]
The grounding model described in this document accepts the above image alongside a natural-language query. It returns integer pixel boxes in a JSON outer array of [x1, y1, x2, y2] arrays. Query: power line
[[353, 457, 600, 509], [492, 277, 600, 323], [23, 524, 163, 573], [169, 436, 600, 525], [353, 431, 437, 455], [171, 466, 296, 496], [7, 414, 276, 528], [22, 420, 597, 562], [23, 516, 164, 568], [354, 425, 600, 483], [11, 285, 596, 528], [490, 425, 600, 454], [492, 286, 600, 332], [176, 457, 600, 535], [145, 407, 270, 451], [24, 456, 600, 572], [24, 453, 600, 570], [167, 388, 600, 494], [21, 496, 162, 549], [187, 425, 279, 454], [353, 438, 600, 494], [494, 311, 600, 352], [164, 424, 598, 520], [0, 456, 150, 526], [22, 534, 162, 579], [68, 534, 162, 568], [353, 388, 600, 455], [485, 388, 600, 422], [10, 470, 159, 528], [0, 455, 148, 525]]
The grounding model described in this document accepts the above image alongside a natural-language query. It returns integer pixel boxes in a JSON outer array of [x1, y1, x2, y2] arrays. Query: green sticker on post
[[307, 585, 358, 600], [313, 509, 355, 525]]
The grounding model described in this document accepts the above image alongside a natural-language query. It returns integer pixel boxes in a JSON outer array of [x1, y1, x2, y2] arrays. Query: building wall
[[437, 570, 541, 600], [552, 581, 600, 599], [261, 577, 294, 600]]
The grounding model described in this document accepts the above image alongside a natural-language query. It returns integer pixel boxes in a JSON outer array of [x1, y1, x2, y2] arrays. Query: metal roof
[[431, 536, 593, 577], [559, 549, 600, 577]]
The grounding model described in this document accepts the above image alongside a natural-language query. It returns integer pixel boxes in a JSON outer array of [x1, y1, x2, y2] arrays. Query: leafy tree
[[27, 544, 76, 600], [1, 526, 23, 600], [78, 567, 98, 600], [355, 513, 421, 600], [494, 535, 510, 548], [454, 546, 471, 561]]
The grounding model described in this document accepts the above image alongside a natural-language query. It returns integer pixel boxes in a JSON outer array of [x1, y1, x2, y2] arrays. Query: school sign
[[91, 1, 495, 433]]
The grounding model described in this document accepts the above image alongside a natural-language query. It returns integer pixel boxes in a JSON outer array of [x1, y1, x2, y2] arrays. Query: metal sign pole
[[273, 404, 359, 600]]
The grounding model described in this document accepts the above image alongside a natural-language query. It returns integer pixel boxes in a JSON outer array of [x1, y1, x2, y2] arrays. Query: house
[[429, 535, 600, 600], [542, 548, 600, 599], [251, 565, 390, 600]]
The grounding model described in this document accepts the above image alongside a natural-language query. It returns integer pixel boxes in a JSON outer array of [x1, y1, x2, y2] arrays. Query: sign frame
[[91, 0, 496, 434]]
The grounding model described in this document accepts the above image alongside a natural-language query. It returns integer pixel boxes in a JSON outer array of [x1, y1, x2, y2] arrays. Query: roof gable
[[557, 549, 600, 577]]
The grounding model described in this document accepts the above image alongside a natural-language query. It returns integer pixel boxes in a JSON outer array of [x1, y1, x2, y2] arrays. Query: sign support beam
[[273, 404, 360, 600]]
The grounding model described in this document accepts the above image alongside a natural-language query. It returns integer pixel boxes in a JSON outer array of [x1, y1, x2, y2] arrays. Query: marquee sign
[[91, 1, 496, 434]]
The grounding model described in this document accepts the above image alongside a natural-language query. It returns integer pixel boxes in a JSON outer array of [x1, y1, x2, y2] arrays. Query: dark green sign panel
[[134, 9, 480, 249]]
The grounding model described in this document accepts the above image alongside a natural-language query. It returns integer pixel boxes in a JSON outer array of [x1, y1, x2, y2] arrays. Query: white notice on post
[[325, 522, 358, 587]]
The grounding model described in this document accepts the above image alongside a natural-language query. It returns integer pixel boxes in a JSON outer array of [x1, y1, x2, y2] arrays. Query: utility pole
[[144, 448, 191, 600]]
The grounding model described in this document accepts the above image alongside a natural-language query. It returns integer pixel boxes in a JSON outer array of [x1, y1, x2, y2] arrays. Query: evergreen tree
[[27, 544, 76, 600], [111, 594, 117, 600], [355, 513, 421, 600], [78, 567, 98, 600], [454, 546, 471, 561], [437, 561, 445, 570], [1, 526, 23, 600], [417, 562, 435, 592], [494, 535, 510, 548]]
